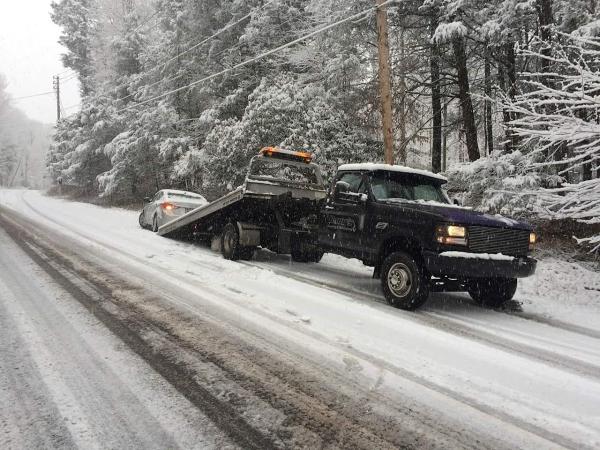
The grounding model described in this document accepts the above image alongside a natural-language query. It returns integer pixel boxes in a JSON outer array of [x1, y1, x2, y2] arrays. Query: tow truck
[[158, 147, 327, 262], [159, 148, 537, 310]]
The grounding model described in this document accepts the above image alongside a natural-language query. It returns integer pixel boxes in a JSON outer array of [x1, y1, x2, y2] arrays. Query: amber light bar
[[259, 147, 313, 163]]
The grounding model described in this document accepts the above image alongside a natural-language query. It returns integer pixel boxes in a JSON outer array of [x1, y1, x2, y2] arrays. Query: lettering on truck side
[[326, 215, 357, 232]]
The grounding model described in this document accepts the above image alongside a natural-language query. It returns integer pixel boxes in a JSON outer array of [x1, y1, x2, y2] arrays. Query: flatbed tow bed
[[158, 148, 327, 262]]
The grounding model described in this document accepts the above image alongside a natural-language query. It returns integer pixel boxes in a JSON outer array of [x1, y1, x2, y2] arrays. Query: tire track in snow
[[0, 212, 276, 450], [244, 259, 600, 382]]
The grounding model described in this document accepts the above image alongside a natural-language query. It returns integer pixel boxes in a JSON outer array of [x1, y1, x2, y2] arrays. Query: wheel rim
[[224, 230, 235, 254], [387, 262, 413, 298]]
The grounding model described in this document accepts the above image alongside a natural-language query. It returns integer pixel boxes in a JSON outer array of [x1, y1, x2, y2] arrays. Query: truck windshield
[[249, 158, 321, 186], [370, 172, 449, 204]]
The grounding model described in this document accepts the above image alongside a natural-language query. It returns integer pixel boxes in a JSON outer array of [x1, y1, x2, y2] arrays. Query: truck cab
[[319, 163, 537, 310]]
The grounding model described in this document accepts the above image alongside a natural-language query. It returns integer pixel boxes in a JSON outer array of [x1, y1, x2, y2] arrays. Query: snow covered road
[[1, 189, 599, 449]]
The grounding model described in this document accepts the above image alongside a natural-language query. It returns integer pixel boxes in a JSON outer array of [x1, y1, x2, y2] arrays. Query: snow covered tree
[[51, 0, 95, 95]]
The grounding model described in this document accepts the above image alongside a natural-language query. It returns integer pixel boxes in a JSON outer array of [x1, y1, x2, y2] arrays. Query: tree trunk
[[536, 0, 553, 73], [375, 0, 395, 165], [484, 49, 494, 156], [398, 28, 408, 165], [442, 100, 448, 171], [497, 61, 513, 153], [430, 15, 443, 172], [505, 41, 519, 150], [452, 36, 480, 162], [583, 162, 592, 181]]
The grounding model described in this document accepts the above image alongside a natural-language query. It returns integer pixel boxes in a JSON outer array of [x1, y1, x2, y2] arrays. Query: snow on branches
[[506, 32, 600, 175], [499, 31, 600, 253]]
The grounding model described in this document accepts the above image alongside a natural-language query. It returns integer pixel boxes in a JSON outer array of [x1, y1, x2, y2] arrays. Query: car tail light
[[161, 202, 175, 211]]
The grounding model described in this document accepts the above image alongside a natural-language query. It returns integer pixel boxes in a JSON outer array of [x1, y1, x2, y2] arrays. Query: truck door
[[320, 171, 368, 256]]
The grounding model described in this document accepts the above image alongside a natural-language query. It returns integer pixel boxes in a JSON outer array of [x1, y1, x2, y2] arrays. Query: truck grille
[[468, 226, 529, 257]]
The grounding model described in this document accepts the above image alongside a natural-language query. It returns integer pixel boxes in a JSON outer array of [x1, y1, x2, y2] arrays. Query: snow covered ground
[[1, 189, 599, 448]]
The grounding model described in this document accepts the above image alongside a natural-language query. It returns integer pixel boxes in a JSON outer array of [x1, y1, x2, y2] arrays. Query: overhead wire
[[68, 1, 272, 112], [11, 91, 55, 101], [117, 0, 395, 114], [132, 9, 161, 33], [54, 68, 74, 76], [114, 0, 276, 104]]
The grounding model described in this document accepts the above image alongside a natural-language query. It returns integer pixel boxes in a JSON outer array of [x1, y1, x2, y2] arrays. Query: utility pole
[[375, 0, 394, 165], [53, 75, 61, 123]]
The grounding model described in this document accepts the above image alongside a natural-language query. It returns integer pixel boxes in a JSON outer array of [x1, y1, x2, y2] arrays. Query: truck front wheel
[[468, 278, 517, 308], [381, 252, 429, 310]]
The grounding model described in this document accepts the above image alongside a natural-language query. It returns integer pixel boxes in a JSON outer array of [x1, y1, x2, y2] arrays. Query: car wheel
[[221, 222, 242, 260], [381, 251, 429, 310], [152, 214, 159, 233], [138, 211, 146, 229], [468, 278, 517, 308]]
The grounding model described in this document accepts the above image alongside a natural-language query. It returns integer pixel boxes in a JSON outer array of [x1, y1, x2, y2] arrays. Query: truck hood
[[384, 200, 533, 230]]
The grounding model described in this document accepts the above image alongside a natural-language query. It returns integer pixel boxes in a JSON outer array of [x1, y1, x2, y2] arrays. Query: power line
[[55, 68, 74, 76], [133, 9, 161, 33], [159, 1, 276, 74], [61, 73, 79, 83], [63, 103, 81, 111], [11, 91, 55, 101], [69, 2, 271, 111], [115, 1, 276, 104], [117, 1, 394, 114]]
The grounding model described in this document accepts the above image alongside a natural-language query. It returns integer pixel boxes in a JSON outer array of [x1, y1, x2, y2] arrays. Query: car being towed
[[139, 189, 208, 232]]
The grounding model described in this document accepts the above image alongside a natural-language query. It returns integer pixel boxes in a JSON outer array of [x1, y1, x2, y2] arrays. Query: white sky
[[0, 0, 81, 124]]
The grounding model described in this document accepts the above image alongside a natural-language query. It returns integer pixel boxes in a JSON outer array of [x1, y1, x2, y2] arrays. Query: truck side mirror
[[333, 181, 350, 200]]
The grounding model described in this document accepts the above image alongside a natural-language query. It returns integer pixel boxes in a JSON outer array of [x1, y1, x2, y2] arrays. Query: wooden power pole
[[375, 0, 394, 165], [53, 75, 61, 123]]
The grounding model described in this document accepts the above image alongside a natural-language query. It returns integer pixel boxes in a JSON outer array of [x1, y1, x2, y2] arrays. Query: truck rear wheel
[[381, 252, 429, 310], [468, 278, 517, 308], [221, 222, 242, 260]]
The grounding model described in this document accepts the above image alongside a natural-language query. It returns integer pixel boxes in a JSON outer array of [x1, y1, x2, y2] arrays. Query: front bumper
[[423, 251, 537, 279]]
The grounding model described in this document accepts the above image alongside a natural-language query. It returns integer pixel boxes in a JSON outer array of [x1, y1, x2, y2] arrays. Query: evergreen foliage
[[49, 0, 600, 250]]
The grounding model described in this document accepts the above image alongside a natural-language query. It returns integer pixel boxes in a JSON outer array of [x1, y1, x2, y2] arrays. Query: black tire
[[221, 222, 242, 260], [468, 278, 517, 308], [138, 211, 146, 229], [291, 239, 323, 263], [152, 214, 159, 232], [380, 251, 429, 310]]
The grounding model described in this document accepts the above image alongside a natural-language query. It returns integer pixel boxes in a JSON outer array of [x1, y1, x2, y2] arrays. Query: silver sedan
[[139, 189, 208, 232]]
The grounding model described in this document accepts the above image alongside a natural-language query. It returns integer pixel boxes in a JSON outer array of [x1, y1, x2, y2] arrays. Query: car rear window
[[166, 193, 206, 203]]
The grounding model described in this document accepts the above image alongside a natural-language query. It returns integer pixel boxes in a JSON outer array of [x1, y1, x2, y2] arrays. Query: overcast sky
[[0, 0, 81, 124]]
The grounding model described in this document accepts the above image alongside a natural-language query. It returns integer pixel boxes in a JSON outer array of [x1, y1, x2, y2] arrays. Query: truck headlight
[[435, 225, 467, 246], [529, 232, 537, 250]]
